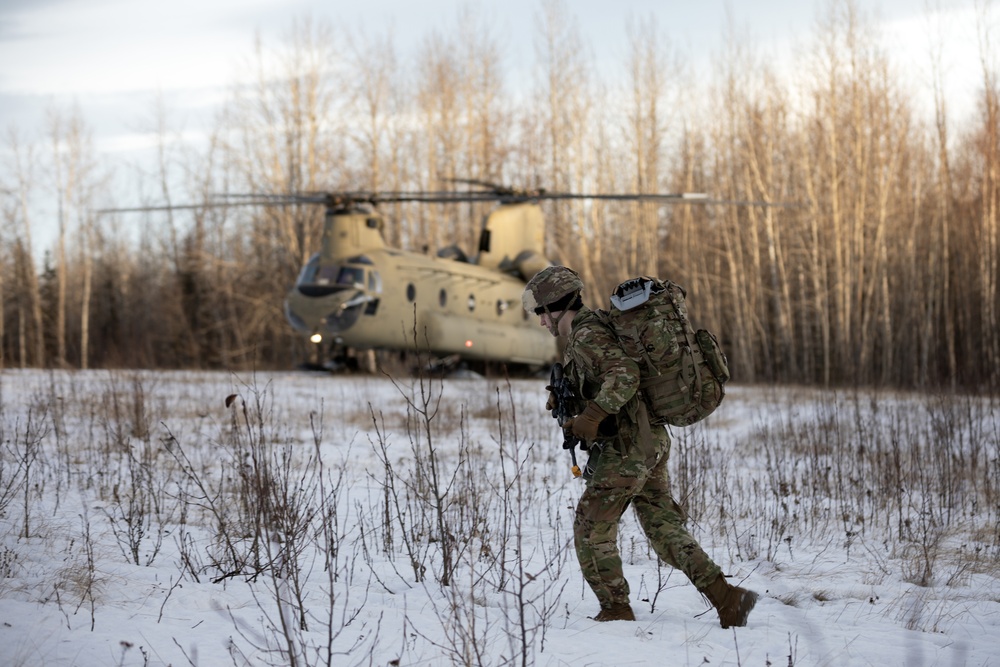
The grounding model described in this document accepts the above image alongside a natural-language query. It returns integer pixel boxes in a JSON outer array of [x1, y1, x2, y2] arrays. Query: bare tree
[[701, 20, 761, 382], [623, 15, 672, 278], [0, 6, 996, 388], [408, 6, 515, 255], [346, 27, 400, 193], [926, 1, 958, 388], [4, 130, 44, 367], [975, 0, 1000, 386], [47, 109, 68, 367], [532, 0, 598, 286], [46, 105, 103, 368], [209, 17, 346, 366], [225, 17, 343, 269], [0, 189, 10, 370]]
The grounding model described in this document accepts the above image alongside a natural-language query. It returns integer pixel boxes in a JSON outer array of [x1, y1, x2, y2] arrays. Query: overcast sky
[[0, 0, 976, 89], [0, 1, 983, 127], [0, 0, 985, 223]]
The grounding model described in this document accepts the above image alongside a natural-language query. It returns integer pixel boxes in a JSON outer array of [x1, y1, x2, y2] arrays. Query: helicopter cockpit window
[[336, 266, 365, 287], [406, 284, 416, 302], [297, 255, 367, 289], [439, 289, 447, 307], [316, 265, 341, 285], [297, 253, 322, 283], [297, 256, 366, 297]]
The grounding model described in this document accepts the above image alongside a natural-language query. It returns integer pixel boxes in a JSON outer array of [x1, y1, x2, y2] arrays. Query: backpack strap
[[627, 325, 659, 375], [595, 308, 659, 375], [593, 307, 659, 469]]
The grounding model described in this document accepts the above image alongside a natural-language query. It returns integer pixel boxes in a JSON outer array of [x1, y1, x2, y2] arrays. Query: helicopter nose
[[285, 287, 370, 337]]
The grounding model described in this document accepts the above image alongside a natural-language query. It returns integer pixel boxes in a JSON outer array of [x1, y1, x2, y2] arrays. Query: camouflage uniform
[[524, 265, 757, 625], [562, 305, 722, 611]]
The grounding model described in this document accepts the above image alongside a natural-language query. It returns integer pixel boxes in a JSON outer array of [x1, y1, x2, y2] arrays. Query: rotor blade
[[212, 191, 505, 206], [212, 189, 711, 205], [533, 192, 706, 202], [696, 197, 805, 208], [96, 201, 239, 214], [100, 189, 804, 214], [531, 192, 801, 207], [212, 192, 336, 206]]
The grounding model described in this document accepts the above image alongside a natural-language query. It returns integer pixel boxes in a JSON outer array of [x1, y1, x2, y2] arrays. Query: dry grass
[[0, 370, 997, 664]]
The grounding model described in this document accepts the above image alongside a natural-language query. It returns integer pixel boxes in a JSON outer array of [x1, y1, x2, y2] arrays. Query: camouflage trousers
[[574, 432, 722, 610]]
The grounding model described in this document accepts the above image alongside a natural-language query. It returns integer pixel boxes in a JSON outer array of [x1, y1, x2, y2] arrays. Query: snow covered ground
[[0, 369, 997, 666]]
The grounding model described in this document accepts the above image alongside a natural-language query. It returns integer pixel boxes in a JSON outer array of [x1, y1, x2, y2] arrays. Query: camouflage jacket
[[564, 306, 668, 478], [562, 306, 641, 417]]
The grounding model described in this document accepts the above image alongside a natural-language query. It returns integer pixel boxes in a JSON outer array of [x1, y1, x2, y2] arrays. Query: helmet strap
[[541, 297, 575, 336]]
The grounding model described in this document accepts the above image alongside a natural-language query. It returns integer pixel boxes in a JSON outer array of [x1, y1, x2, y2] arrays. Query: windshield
[[297, 257, 374, 297]]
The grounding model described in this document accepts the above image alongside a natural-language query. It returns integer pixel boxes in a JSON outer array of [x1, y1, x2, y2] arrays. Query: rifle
[[549, 362, 583, 478]]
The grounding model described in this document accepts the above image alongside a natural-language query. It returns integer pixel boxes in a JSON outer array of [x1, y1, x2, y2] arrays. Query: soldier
[[522, 265, 758, 626]]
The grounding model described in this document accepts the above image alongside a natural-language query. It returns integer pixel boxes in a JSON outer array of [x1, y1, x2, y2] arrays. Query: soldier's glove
[[544, 385, 558, 412], [566, 402, 610, 441]]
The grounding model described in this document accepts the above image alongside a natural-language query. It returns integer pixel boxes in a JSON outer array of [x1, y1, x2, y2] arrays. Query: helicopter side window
[[406, 284, 416, 302], [496, 299, 507, 317], [467, 294, 476, 311], [439, 289, 447, 307]]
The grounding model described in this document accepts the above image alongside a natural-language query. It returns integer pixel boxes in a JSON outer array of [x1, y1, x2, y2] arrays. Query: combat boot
[[701, 575, 758, 628], [591, 602, 636, 622]]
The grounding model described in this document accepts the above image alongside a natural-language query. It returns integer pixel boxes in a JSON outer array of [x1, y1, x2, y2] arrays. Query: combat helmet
[[522, 266, 584, 314]]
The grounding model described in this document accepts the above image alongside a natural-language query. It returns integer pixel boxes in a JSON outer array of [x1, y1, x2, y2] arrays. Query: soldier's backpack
[[596, 277, 730, 427]]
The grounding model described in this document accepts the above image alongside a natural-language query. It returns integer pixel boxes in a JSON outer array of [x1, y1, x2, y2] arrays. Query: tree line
[[1, 0, 997, 390]]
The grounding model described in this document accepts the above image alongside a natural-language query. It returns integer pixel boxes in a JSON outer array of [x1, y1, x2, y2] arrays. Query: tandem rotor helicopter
[[268, 183, 714, 373], [103, 182, 721, 374]]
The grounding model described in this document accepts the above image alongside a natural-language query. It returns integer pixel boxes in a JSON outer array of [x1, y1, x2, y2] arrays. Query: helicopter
[[280, 190, 553, 372], [272, 184, 713, 373], [100, 183, 726, 374]]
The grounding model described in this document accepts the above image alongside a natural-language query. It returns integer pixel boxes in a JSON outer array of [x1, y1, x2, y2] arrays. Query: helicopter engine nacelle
[[476, 203, 545, 272], [322, 208, 386, 260]]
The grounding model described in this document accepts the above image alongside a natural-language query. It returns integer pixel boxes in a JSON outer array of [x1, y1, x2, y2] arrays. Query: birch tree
[[532, 0, 596, 285], [975, 2, 1000, 385], [46, 105, 103, 368], [4, 131, 44, 367], [623, 16, 670, 279]]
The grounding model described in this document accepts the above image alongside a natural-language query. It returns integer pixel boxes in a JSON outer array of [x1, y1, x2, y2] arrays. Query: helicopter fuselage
[[283, 205, 557, 367]]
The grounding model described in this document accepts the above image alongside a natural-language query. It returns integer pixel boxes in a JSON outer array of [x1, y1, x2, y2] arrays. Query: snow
[[0, 369, 997, 666]]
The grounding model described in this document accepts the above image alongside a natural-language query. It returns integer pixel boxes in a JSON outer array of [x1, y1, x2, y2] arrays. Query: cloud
[[0, 0, 65, 40], [0, 0, 268, 95]]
